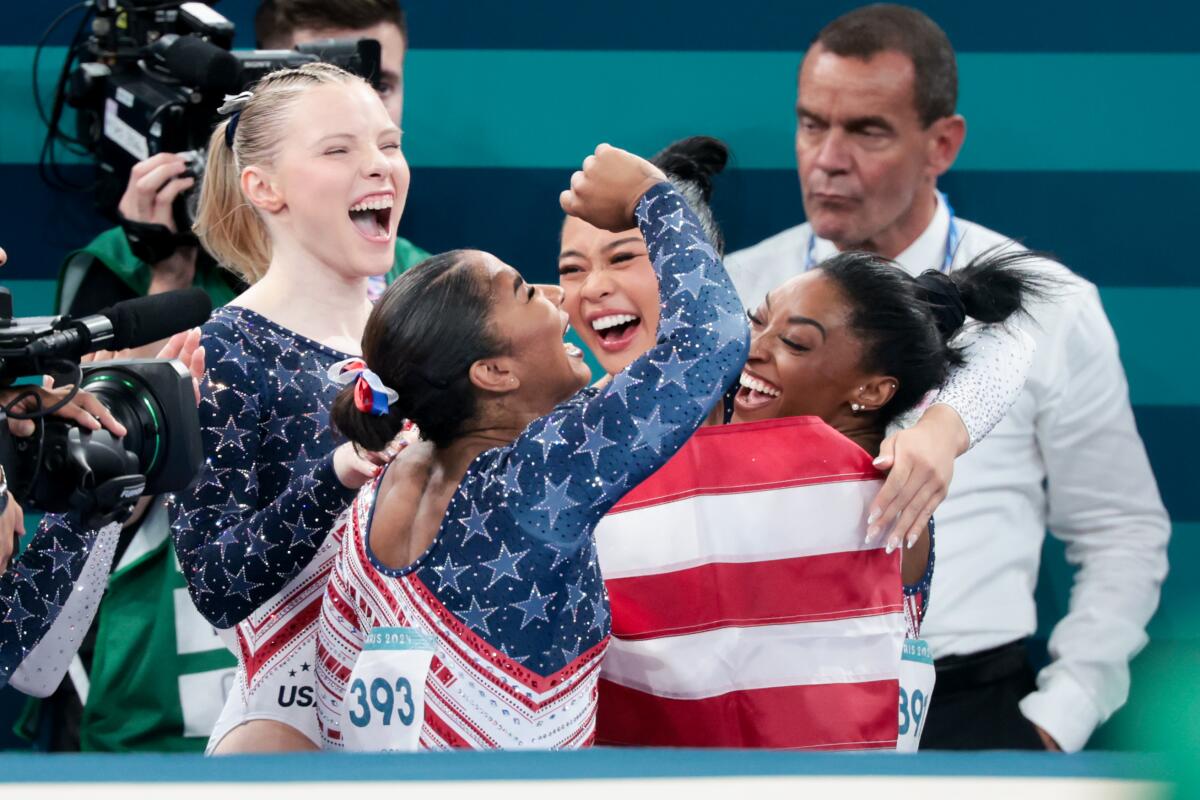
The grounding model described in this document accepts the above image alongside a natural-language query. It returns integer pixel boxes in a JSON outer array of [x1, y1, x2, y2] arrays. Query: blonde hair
[[193, 62, 368, 283]]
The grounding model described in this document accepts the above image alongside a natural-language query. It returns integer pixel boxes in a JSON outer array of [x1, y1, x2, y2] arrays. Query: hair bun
[[650, 136, 729, 201], [913, 270, 967, 338]]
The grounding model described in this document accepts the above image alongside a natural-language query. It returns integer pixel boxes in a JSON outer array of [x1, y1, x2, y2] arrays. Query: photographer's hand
[[118, 153, 197, 293], [2, 386, 128, 439], [0, 495, 25, 576], [86, 327, 205, 407]]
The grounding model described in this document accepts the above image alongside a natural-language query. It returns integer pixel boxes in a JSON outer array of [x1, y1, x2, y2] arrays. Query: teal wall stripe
[[5, 48, 1200, 170], [0, 748, 1168, 782], [3, 280, 1194, 408], [1105, 290, 1197, 407]]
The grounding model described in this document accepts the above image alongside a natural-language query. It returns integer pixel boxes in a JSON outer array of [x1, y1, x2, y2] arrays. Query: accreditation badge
[[897, 637, 935, 752], [341, 626, 436, 752]]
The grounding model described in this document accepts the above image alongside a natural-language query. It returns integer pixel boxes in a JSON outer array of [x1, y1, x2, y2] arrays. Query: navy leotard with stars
[[172, 306, 357, 628], [0, 515, 104, 687], [355, 183, 749, 676]]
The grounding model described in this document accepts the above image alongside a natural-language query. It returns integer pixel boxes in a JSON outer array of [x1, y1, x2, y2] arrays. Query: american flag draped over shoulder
[[594, 417, 907, 750]]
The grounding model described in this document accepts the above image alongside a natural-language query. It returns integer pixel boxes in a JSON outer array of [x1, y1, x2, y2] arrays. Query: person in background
[[55, 0, 425, 319], [725, 4, 1169, 751], [29, 0, 426, 753]]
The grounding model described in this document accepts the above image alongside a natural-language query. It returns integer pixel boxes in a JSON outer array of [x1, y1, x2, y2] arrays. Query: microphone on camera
[[26, 288, 213, 360], [152, 34, 242, 94]]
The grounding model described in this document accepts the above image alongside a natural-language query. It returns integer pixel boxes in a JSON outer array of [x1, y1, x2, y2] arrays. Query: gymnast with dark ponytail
[[314, 144, 748, 751], [592, 243, 1054, 750]]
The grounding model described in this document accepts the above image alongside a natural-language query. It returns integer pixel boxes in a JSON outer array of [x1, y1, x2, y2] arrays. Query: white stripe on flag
[[596, 479, 882, 579], [601, 613, 905, 699]]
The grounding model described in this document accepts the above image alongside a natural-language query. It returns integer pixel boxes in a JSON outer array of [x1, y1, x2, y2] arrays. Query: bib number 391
[[341, 627, 436, 752], [897, 637, 936, 753]]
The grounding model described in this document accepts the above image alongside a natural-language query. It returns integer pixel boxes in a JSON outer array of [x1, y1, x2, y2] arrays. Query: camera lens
[[81, 369, 164, 483]]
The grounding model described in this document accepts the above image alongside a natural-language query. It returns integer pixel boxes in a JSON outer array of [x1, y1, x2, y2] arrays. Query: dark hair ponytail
[[650, 136, 729, 255], [818, 246, 1055, 427], [330, 250, 505, 451]]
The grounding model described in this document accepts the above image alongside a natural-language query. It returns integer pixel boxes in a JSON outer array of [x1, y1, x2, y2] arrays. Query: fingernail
[[866, 525, 879, 541], [867, 510, 880, 525], [906, 534, 917, 549], [872, 456, 886, 466], [885, 539, 897, 554]]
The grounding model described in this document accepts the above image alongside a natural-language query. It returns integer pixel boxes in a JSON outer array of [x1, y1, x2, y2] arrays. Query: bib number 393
[[897, 637, 936, 753], [342, 627, 436, 752]]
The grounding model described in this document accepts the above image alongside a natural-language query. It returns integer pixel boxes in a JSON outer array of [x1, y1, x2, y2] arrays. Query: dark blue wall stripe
[[2, 164, 1194, 289], [1133, 406, 1196, 522], [10, 0, 1200, 52]]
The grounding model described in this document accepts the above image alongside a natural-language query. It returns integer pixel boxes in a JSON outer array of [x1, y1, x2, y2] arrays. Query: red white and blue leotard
[[316, 183, 749, 749]]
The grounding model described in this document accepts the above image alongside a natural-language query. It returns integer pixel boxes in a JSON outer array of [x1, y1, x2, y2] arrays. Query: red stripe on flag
[[611, 417, 881, 514], [607, 548, 901, 639], [595, 677, 898, 750]]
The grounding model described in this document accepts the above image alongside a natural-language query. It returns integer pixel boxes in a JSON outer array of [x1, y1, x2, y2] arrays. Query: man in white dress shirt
[[726, 4, 1169, 751]]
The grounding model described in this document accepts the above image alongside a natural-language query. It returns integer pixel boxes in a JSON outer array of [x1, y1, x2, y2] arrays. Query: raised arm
[[171, 334, 356, 628], [932, 323, 1037, 448], [498, 146, 748, 535], [869, 322, 1036, 551]]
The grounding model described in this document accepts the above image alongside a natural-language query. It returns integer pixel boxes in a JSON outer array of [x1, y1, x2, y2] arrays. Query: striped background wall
[[1, 0, 1197, 749]]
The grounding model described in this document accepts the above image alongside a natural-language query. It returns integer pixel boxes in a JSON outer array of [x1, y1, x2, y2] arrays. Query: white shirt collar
[[810, 192, 951, 277]]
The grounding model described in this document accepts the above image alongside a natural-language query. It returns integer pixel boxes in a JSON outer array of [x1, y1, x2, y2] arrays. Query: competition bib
[[341, 626, 436, 752], [897, 637, 935, 752]]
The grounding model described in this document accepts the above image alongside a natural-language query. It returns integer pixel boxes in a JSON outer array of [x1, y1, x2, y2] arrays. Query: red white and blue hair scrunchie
[[328, 358, 399, 417]]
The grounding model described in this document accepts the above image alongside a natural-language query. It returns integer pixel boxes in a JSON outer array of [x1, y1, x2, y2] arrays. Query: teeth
[[591, 314, 639, 331], [739, 372, 780, 397], [563, 342, 582, 358], [349, 196, 394, 212]]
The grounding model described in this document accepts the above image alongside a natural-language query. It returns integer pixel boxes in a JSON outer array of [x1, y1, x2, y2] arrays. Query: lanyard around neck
[[803, 191, 960, 273]]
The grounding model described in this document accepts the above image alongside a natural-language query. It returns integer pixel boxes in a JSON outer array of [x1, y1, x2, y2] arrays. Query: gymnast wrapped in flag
[[557, 136, 1050, 749], [314, 144, 748, 750]]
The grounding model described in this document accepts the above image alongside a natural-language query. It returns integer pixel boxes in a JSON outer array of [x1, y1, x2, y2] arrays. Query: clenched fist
[[560, 144, 667, 232]]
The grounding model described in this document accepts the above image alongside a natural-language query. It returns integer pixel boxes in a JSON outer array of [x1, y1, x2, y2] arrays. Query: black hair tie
[[224, 110, 242, 149], [914, 270, 966, 337]]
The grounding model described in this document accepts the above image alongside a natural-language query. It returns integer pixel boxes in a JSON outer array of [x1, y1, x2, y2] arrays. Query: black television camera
[[0, 285, 211, 528], [40, 0, 382, 232]]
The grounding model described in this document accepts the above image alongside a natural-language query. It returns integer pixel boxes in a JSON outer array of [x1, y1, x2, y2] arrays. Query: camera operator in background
[[31, 0, 425, 754], [55, 0, 426, 321]]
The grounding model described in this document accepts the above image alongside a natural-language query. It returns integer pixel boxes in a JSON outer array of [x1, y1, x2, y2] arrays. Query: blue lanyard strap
[[804, 191, 959, 273]]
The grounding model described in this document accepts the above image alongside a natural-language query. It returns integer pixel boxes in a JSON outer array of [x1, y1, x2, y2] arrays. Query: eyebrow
[[602, 237, 644, 253], [845, 115, 894, 134], [797, 106, 894, 134], [787, 315, 827, 340], [796, 105, 825, 124]]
